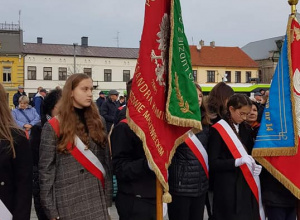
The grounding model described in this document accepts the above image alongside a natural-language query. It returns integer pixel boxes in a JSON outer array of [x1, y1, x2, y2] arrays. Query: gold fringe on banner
[[165, 0, 202, 131], [252, 15, 299, 157], [287, 14, 299, 155], [255, 157, 300, 199], [126, 108, 191, 203], [252, 147, 297, 157]]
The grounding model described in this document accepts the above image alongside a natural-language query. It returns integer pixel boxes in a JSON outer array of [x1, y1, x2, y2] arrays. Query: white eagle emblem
[[151, 13, 170, 87]]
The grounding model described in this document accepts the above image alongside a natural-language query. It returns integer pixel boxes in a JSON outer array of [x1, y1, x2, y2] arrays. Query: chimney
[[81, 36, 88, 47], [210, 41, 215, 48], [200, 40, 204, 46], [37, 37, 43, 44]]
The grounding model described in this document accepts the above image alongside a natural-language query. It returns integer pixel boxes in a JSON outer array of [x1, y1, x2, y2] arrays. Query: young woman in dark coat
[[168, 84, 211, 220], [208, 94, 261, 220], [0, 83, 32, 220]]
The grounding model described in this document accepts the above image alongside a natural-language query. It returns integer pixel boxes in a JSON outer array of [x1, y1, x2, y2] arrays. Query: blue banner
[[253, 35, 297, 156]]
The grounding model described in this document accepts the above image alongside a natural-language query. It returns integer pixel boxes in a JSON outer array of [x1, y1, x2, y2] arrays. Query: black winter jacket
[[0, 129, 32, 220], [100, 98, 120, 132], [110, 107, 156, 198], [168, 126, 209, 197]]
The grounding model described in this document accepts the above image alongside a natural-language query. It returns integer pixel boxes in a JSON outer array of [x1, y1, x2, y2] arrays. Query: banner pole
[[156, 178, 163, 220]]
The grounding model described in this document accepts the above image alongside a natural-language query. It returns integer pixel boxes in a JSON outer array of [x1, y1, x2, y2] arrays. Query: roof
[[241, 36, 285, 60], [23, 43, 139, 59], [190, 45, 258, 68]]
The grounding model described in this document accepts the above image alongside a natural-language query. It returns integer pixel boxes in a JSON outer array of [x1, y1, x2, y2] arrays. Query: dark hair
[[126, 79, 133, 100], [227, 94, 252, 111], [41, 88, 62, 126], [207, 82, 234, 118], [194, 83, 211, 125]]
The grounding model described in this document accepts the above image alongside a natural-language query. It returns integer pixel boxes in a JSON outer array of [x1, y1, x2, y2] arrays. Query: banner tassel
[[162, 191, 172, 203]]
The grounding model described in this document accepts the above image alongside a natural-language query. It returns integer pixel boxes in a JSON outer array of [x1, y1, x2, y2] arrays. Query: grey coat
[[39, 122, 112, 220]]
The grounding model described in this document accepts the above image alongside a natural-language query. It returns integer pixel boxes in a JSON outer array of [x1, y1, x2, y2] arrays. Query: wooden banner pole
[[156, 177, 163, 220]]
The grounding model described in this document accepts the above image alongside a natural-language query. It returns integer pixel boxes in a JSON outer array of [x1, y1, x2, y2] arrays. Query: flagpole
[[156, 178, 163, 220], [288, 0, 298, 15]]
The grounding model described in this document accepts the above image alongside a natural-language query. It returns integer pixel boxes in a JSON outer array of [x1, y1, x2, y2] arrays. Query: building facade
[[23, 37, 139, 100], [190, 41, 260, 93], [0, 23, 24, 108], [242, 36, 284, 83]]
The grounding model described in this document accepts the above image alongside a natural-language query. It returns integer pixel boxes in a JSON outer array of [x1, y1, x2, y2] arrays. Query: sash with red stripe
[[185, 131, 209, 178], [49, 117, 106, 188], [213, 119, 265, 220]]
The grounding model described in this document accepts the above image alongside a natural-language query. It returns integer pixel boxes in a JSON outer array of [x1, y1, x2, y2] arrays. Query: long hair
[[57, 74, 107, 153], [194, 83, 211, 125], [207, 82, 234, 119], [0, 83, 19, 158]]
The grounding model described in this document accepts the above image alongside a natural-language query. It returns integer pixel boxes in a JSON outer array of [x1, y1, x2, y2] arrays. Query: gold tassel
[[162, 191, 172, 203]]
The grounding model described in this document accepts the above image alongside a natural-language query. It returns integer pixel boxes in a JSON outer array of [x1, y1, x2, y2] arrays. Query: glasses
[[237, 110, 250, 118]]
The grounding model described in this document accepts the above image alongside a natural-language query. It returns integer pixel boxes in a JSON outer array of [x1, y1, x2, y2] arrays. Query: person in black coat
[[208, 94, 261, 220], [100, 90, 120, 132], [30, 88, 62, 220], [96, 91, 106, 111], [110, 106, 156, 220], [13, 85, 27, 108], [0, 83, 32, 220], [168, 84, 210, 220]]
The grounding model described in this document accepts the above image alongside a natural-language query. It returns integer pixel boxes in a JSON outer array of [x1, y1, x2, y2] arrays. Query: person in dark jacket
[[0, 83, 32, 220], [30, 88, 62, 220], [96, 91, 106, 110], [110, 106, 156, 220], [34, 88, 47, 118], [168, 84, 210, 220], [13, 85, 27, 107], [208, 94, 261, 220], [101, 89, 120, 132]]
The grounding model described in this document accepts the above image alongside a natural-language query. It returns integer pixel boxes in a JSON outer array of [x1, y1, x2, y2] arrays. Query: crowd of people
[[0, 76, 298, 220]]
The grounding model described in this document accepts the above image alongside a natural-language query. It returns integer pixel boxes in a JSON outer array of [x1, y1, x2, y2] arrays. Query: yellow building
[[0, 23, 24, 108], [190, 43, 268, 94], [0, 55, 24, 108]]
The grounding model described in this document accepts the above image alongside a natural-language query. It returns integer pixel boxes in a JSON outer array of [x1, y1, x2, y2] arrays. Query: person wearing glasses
[[208, 94, 262, 220]]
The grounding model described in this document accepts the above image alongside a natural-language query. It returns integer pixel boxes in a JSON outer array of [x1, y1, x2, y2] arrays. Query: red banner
[[126, 0, 199, 200]]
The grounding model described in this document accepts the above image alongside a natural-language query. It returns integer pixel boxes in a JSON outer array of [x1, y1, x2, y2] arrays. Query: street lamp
[[73, 43, 78, 74]]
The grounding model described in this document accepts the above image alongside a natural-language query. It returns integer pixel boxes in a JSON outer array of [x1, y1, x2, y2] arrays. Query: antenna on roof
[[114, 31, 120, 48], [18, 10, 21, 30]]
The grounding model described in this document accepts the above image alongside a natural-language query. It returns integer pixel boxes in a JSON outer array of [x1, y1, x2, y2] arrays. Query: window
[[207, 71, 215, 83], [235, 71, 241, 83], [3, 67, 11, 82], [225, 71, 231, 83], [123, 70, 130, 82], [246, 71, 251, 83], [84, 68, 92, 77], [193, 70, 197, 81], [43, 67, 52, 80], [59, 67, 67, 80], [28, 66, 36, 80], [104, 69, 112, 82]]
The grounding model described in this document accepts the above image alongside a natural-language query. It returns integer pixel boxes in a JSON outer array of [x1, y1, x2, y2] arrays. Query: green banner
[[166, 0, 201, 129]]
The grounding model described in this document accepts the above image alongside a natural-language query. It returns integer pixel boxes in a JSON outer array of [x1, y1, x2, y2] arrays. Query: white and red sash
[[213, 119, 265, 220], [0, 199, 12, 220], [185, 131, 209, 178], [49, 117, 106, 188]]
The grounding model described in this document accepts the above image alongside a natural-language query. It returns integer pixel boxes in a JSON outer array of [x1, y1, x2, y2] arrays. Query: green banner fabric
[[166, 0, 202, 129]]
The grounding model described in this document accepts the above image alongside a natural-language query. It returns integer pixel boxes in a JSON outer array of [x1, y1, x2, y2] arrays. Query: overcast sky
[[1, 0, 292, 48]]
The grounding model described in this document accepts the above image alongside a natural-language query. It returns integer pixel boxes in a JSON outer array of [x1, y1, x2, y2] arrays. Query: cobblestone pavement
[[31, 200, 208, 220]]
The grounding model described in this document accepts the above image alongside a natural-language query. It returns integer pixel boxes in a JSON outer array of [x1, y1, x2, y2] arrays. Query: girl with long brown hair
[[0, 83, 32, 220], [39, 74, 112, 220]]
